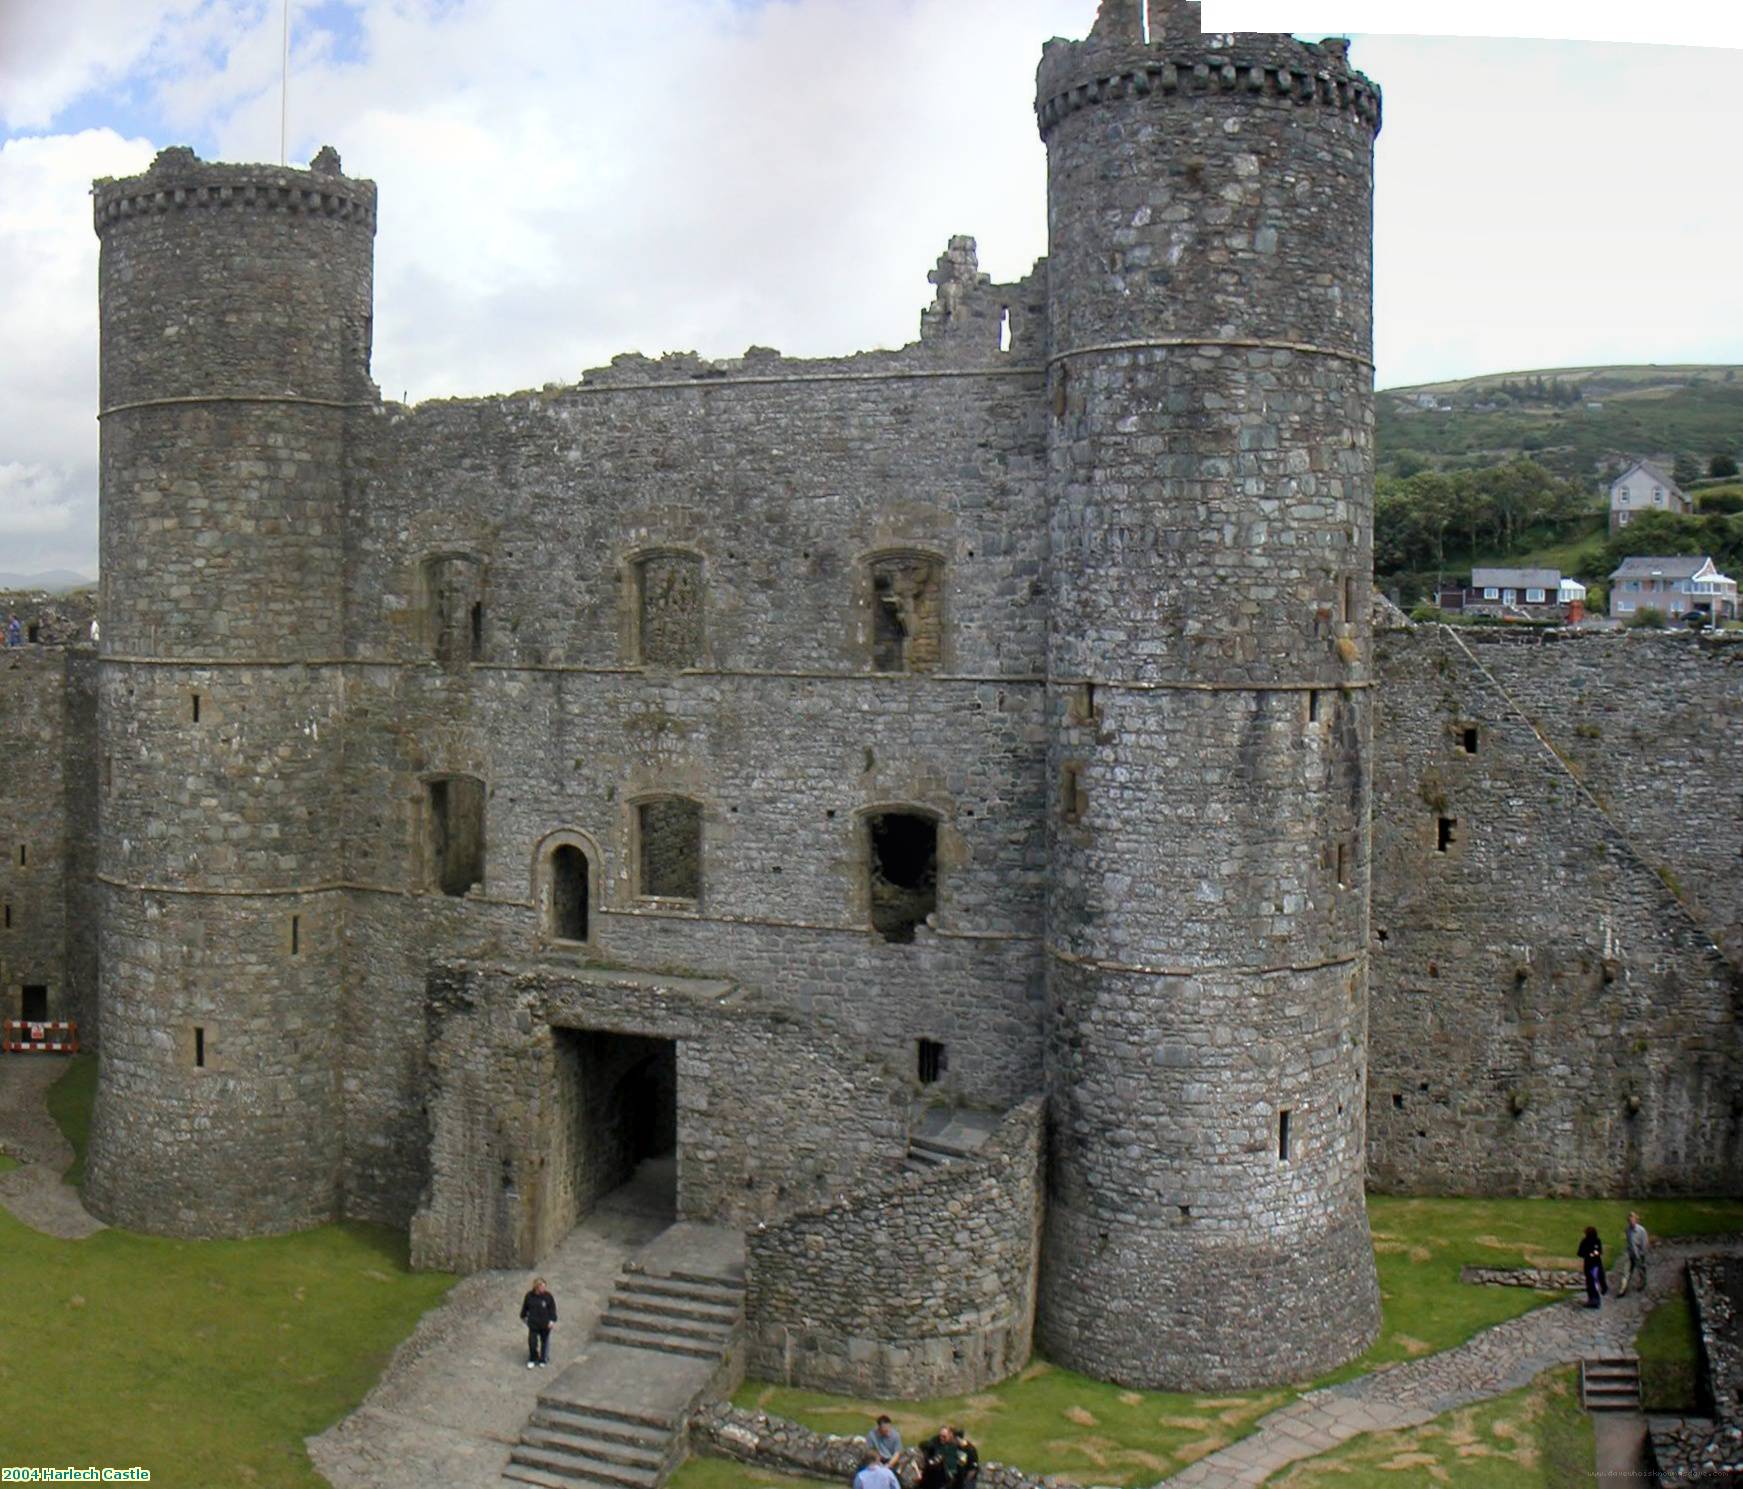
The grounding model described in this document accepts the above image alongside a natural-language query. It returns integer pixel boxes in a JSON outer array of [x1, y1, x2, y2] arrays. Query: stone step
[[531, 1405, 673, 1447], [1581, 1356, 1642, 1411], [606, 1290, 739, 1327], [594, 1322, 725, 1360], [909, 1135, 976, 1162], [602, 1305, 734, 1344], [905, 1145, 950, 1167], [519, 1426, 670, 1471], [617, 1274, 744, 1308], [508, 1445, 663, 1488], [536, 1398, 676, 1435], [656, 1267, 746, 1292], [503, 1463, 592, 1489]]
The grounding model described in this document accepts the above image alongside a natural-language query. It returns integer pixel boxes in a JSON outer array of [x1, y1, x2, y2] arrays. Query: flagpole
[[280, 0, 290, 165]]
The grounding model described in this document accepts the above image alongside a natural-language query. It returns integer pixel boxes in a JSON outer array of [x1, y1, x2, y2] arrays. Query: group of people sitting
[[855, 1417, 978, 1489]]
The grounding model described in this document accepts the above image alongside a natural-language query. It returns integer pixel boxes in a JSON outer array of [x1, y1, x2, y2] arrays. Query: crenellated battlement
[[1036, 39, 1380, 138], [93, 146, 376, 238]]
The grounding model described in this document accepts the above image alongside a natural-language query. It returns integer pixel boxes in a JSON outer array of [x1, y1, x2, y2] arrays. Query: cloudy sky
[[2, 0, 1740, 578]]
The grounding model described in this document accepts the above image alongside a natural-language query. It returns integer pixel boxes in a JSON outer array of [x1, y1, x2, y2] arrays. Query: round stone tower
[[85, 146, 376, 1235], [1037, 0, 1383, 1386]]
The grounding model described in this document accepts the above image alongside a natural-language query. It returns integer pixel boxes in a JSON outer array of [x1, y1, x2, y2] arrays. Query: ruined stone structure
[[0, 0, 1723, 1402]]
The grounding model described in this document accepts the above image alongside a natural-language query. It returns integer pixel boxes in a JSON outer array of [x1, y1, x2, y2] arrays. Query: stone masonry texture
[[35, 0, 1735, 1399]]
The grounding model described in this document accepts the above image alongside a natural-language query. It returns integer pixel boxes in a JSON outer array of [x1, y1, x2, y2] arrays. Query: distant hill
[[0, 571, 93, 593], [1377, 364, 1743, 483]]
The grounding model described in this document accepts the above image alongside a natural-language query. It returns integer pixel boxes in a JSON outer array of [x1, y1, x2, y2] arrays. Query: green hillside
[[1378, 364, 1743, 483]]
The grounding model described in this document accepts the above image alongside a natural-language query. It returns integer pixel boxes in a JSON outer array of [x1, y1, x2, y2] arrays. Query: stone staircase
[[902, 1106, 1000, 1175], [1580, 1354, 1642, 1412], [503, 1223, 745, 1489]]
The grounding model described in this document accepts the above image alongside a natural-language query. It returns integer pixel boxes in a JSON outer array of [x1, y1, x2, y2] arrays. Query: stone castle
[[0, 0, 1735, 1398]]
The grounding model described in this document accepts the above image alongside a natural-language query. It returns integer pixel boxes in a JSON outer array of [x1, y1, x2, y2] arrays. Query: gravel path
[[0, 1054, 105, 1239], [1162, 1236, 1743, 1486]]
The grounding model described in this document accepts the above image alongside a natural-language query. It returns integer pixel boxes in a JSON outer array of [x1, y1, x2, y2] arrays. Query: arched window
[[421, 553, 484, 666], [636, 796, 703, 903], [864, 808, 939, 943], [632, 550, 704, 668], [867, 552, 944, 673]]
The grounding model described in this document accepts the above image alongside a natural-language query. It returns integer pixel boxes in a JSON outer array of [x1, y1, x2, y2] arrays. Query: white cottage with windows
[[1609, 460, 1692, 531]]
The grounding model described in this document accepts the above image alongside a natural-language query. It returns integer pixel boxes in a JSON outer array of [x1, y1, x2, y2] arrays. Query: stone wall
[[0, 646, 76, 1029], [1369, 625, 1743, 1196], [690, 1404, 1052, 1489], [410, 960, 913, 1272], [744, 1098, 1043, 1398]]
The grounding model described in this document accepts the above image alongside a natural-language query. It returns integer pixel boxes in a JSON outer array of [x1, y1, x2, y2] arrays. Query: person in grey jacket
[[1618, 1212, 1650, 1297], [867, 1416, 903, 1465]]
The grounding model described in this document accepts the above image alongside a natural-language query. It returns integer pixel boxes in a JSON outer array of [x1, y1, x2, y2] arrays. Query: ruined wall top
[[93, 145, 377, 238], [1037, 0, 1380, 138]]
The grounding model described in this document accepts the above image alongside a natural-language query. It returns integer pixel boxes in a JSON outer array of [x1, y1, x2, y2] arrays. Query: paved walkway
[[308, 1172, 674, 1489], [0, 1053, 105, 1238], [1163, 1236, 1743, 1486]]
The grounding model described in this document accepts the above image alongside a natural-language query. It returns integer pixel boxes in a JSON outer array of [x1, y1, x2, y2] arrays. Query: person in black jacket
[[520, 1276, 558, 1366], [1577, 1227, 1606, 1309]]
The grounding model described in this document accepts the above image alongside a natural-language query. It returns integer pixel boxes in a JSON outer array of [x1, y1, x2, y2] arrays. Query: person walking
[[1577, 1225, 1606, 1309], [520, 1276, 558, 1367], [1618, 1211, 1650, 1297], [5, 615, 20, 647]]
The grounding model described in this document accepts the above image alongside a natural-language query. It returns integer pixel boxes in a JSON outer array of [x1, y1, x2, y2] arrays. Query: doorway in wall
[[551, 1029, 678, 1226]]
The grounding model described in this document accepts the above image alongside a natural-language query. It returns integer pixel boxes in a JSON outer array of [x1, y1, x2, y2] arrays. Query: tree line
[[1375, 460, 1591, 578]]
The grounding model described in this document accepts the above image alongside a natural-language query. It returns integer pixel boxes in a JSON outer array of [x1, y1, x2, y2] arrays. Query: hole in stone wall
[[427, 775, 485, 897], [21, 985, 46, 1021], [104, 755, 112, 792], [867, 811, 938, 944], [17, 845, 25, 868], [1463, 726, 1479, 753], [2, 904, 9, 929], [422, 554, 484, 668], [1278, 1109, 1292, 1162], [290, 914, 300, 955], [194, 1026, 206, 1068], [192, 692, 201, 723], [1141, 0, 1151, 42], [917, 1039, 946, 1085], [638, 797, 702, 901], [1343, 576, 1356, 624], [1437, 816, 1457, 853], [1070, 681, 1098, 724], [636, 552, 705, 668], [1306, 689, 1320, 724], [551, 843, 589, 939], [870, 554, 944, 673], [1376, 926, 1389, 942], [998, 306, 1012, 352], [1335, 840, 1349, 888], [1393, 1092, 1404, 1109], [1061, 762, 1087, 823]]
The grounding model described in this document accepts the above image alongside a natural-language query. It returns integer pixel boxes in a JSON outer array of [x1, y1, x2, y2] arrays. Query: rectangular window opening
[[21, 985, 47, 1022], [1061, 762, 1087, 823], [637, 552, 705, 669], [290, 914, 300, 956], [917, 1039, 946, 1085], [1392, 1092, 1404, 1109], [192, 692, 201, 723], [638, 798, 703, 901], [870, 555, 944, 674], [428, 776, 486, 897], [194, 1026, 206, 1068], [1335, 840, 1349, 889], [104, 754, 113, 792], [998, 306, 1012, 353], [1140, 0, 1151, 42], [17, 845, 25, 868], [1462, 726, 1478, 753], [1278, 1109, 1292, 1162], [1437, 816, 1457, 853], [3, 904, 10, 929], [1306, 689, 1320, 724], [868, 811, 938, 944]]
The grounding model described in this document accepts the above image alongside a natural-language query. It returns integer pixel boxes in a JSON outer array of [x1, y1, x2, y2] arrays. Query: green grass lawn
[[1270, 1367, 1592, 1489], [47, 1050, 98, 1182], [1638, 1285, 1700, 1412], [0, 1052, 457, 1487], [0, 1152, 17, 1172]]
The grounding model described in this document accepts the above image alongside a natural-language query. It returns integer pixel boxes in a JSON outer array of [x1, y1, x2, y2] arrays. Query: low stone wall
[[745, 1097, 1044, 1398], [1648, 1416, 1743, 1485], [1458, 1265, 1579, 1290], [690, 1403, 1066, 1489], [1692, 1257, 1743, 1421]]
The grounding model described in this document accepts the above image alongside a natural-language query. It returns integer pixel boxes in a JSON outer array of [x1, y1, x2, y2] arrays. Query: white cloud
[[0, 130, 155, 573]]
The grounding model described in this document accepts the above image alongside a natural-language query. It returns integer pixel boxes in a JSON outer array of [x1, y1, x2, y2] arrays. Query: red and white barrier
[[1, 1019, 78, 1054]]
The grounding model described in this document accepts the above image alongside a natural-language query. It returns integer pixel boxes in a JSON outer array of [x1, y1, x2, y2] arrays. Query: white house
[[1609, 460, 1691, 531], [1608, 555, 1738, 621]]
